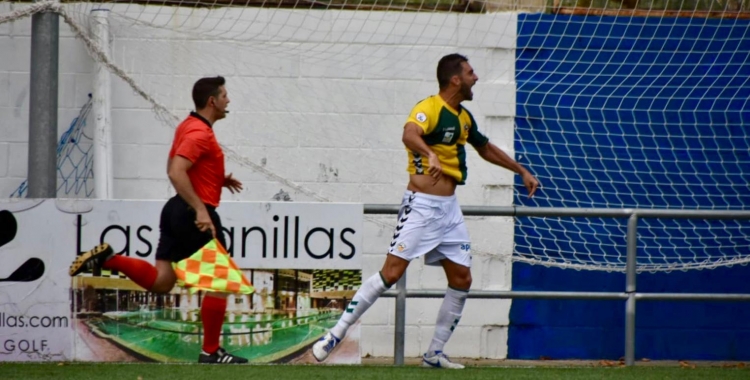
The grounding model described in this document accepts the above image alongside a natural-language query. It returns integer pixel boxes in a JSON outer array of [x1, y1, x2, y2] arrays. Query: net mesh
[[10, 94, 94, 198]]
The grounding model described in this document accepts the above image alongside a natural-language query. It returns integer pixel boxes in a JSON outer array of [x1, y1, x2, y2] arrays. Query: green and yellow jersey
[[405, 95, 489, 185]]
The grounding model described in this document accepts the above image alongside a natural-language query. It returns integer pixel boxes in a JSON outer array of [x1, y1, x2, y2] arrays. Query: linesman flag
[[173, 239, 254, 295]]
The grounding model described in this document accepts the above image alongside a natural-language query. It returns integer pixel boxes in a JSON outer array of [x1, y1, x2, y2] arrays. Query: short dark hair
[[192, 76, 226, 110], [437, 54, 468, 90]]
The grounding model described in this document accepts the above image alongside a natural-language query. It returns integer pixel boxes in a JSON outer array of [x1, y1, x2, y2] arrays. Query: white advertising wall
[[0, 199, 363, 363]]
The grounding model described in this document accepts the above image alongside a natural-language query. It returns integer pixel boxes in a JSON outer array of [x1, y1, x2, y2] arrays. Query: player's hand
[[427, 153, 443, 184], [224, 173, 243, 194], [522, 171, 540, 197], [195, 209, 216, 237]]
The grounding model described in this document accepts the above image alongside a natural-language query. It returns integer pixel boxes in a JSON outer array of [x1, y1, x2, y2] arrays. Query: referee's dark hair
[[192, 76, 226, 110], [437, 54, 468, 90]]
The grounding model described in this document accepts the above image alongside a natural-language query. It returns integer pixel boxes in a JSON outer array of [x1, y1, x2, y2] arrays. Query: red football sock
[[102, 256, 157, 291], [201, 295, 227, 354]]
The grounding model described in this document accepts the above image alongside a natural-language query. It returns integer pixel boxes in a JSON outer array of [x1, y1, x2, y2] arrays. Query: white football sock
[[427, 287, 468, 355], [330, 273, 391, 339]]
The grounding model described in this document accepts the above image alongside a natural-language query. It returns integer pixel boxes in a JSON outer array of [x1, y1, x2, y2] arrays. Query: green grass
[[1, 363, 749, 380]]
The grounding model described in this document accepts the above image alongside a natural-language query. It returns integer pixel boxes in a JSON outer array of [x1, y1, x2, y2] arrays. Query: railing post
[[394, 273, 406, 365], [625, 213, 638, 366], [363, 205, 750, 366], [28, 1, 59, 198]]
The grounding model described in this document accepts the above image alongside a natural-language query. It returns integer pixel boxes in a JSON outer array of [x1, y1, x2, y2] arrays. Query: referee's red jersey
[[169, 112, 225, 207]]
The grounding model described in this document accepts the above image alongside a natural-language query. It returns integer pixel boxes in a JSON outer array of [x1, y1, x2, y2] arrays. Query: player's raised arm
[[474, 142, 540, 197]]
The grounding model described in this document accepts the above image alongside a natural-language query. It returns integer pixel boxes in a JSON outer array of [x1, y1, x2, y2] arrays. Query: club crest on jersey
[[463, 124, 469, 131], [397, 243, 407, 252], [416, 112, 427, 123]]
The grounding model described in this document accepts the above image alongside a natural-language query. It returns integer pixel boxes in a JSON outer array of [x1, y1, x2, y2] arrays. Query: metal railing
[[363, 204, 750, 366]]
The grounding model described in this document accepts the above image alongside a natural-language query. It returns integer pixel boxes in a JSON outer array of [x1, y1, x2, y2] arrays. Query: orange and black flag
[[173, 239, 254, 295]]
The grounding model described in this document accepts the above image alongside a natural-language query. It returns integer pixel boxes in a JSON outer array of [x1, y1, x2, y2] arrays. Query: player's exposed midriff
[[406, 174, 457, 196]]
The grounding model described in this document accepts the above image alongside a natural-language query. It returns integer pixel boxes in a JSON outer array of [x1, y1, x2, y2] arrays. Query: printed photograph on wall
[[0, 200, 362, 362], [70, 266, 362, 364]]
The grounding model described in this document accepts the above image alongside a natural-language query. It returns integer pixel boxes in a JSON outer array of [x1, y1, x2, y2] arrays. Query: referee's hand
[[195, 209, 216, 238], [224, 173, 243, 194]]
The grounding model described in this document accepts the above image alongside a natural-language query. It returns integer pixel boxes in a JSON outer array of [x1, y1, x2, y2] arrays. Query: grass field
[[1, 363, 749, 380]]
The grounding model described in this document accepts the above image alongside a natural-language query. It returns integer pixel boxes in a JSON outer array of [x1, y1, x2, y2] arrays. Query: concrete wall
[[0, 3, 519, 358]]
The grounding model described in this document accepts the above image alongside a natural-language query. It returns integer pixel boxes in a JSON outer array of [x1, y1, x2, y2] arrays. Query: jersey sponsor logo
[[460, 243, 471, 252], [416, 112, 427, 123], [442, 126, 456, 143]]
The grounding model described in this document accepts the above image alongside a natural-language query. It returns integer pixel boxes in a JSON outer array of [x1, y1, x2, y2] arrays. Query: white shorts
[[388, 191, 472, 268]]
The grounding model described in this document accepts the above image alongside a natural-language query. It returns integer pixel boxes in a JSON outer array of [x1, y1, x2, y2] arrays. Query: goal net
[[1, 0, 748, 273], [513, 9, 750, 272], [10, 94, 94, 198]]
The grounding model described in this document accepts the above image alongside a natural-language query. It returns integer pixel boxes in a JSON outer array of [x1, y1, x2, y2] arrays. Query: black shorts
[[155, 195, 227, 262]]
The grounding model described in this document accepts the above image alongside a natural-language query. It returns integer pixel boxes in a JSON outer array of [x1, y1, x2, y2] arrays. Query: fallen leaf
[[679, 361, 696, 369]]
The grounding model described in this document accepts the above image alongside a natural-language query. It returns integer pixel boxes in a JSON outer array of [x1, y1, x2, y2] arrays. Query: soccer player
[[69, 76, 247, 364], [312, 54, 539, 368]]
